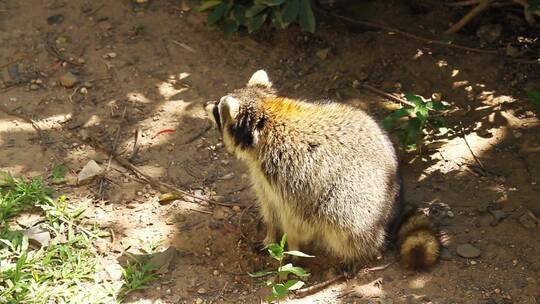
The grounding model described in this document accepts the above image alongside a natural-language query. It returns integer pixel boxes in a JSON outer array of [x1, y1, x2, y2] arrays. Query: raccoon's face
[[205, 70, 274, 157]]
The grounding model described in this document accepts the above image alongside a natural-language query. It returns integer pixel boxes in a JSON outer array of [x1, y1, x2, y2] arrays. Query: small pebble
[[59, 72, 79, 88], [213, 270, 219, 276], [30, 84, 39, 90], [197, 287, 206, 294]]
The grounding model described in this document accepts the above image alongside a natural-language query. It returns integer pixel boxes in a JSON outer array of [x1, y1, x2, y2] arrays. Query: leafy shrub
[[383, 93, 450, 150], [198, 0, 316, 35]]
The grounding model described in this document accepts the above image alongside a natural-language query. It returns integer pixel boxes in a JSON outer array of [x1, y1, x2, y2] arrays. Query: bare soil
[[0, 0, 539, 303]]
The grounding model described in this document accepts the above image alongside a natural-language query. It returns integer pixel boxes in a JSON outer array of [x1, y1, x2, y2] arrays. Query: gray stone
[[456, 244, 481, 258], [77, 160, 103, 185]]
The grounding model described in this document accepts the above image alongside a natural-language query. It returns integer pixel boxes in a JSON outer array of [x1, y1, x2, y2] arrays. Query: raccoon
[[205, 70, 440, 270]]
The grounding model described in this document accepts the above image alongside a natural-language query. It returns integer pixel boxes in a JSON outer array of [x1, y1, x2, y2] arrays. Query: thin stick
[[445, 0, 482, 6], [99, 106, 127, 198], [445, 0, 494, 34], [0, 104, 45, 141], [459, 122, 486, 172], [130, 127, 141, 160], [361, 84, 415, 107], [187, 208, 212, 215], [293, 262, 392, 299], [171, 40, 196, 53]]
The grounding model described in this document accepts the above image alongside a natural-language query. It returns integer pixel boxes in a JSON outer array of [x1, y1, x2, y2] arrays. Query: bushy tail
[[396, 209, 440, 271]]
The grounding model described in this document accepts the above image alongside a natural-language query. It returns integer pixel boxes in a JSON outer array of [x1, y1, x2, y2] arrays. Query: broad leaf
[[223, 17, 239, 36], [207, 3, 228, 25], [298, 0, 315, 33], [262, 0, 286, 6], [245, 4, 267, 17], [280, 234, 287, 248], [248, 270, 275, 277], [266, 243, 284, 260], [198, 0, 222, 12], [284, 279, 305, 290], [405, 93, 425, 108], [278, 263, 309, 277], [527, 90, 540, 108], [281, 0, 300, 24], [247, 12, 268, 33], [284, 250, 314, 258]]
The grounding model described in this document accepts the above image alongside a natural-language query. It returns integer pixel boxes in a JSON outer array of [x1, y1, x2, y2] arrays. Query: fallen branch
[[459, 122, 486, 172], [293, 262, 392, 298], [324, 11, 498, 55], [361, 83, 416, 108], [445, 0, 494, 34]]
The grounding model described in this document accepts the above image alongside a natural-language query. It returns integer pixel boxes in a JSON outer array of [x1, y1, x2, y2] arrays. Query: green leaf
[[247, 12, 268, 33], [527, 90, 540, 108], [383, 108, 410, 129], [272, 7, 286, 29], [527, 0, 540, 12], [223, 17, 239, 35], [298, 0, 316, 33], [272, 283, 288, 297], [280, 234, 287, 248], [405, 93, 425, 108], [207, 2, 228, 25], [51, 165, 67, 184], [281, 0, 300, 24], [248, 270, 275, 277], [266, 243, 284, 260], [284, 279, 305, 290], [198, 0, 222, 12], [232, 5, 247, 25], [245, 4, 267, 17], [278, 263, 309, 277], [403, 117, 423, 146], [284, 250, 314, 258], [415, 105, 429, 122], [430, 101, 449, 111], [262, 0, 286, 6]]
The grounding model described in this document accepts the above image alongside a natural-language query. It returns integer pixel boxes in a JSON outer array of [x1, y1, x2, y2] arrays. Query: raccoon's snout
[[204, 101, 222, 132]]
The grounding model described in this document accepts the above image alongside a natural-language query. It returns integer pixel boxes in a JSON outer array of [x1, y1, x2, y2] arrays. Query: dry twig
[[44, 33, 84, 66], [361, 84, 416, 107], [445, 0, 494, 34]]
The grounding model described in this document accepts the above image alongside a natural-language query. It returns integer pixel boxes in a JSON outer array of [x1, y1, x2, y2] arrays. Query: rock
[[446, 210, 454, 218], [476, 24, 502, 43], [197, 287, 207, 295], [213, 270, 220, 276], [30, 84, 40, 90], [195, 298, 203, 304], [456, 244, 481, 258], [316, 48, 330, 60], [104, 261, 123, 281], [489, 209, 507, 226], [77, 160, 104, 185], [212, 207, 228, 220], [23, 226, 51, 247], [232, 205, 241, 212], [519, 213, 537, 229], [59, 72, 79, 88], [103, 52, 117, 59]]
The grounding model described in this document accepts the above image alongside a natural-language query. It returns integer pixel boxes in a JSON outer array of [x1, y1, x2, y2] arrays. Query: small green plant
[[383, 93, 450, 150], [198, 0, 316, 35], [0, 172, 120, 303], [527, 90, 540, 108], [120, 260, 157, 297], [249, 234, 314, 302], [50, 164, 68, 184]]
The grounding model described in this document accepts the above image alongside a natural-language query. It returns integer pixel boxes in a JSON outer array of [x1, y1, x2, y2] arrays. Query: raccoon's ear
[[247, 70, 272, 88], [218, 95, 240, 122]]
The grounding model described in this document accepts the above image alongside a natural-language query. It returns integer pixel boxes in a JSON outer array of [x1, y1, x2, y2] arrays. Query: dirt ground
[[1, 0, 539, 303]]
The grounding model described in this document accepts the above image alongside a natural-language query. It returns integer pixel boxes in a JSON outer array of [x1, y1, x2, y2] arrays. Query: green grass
[[0, 171, 158, 303]]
